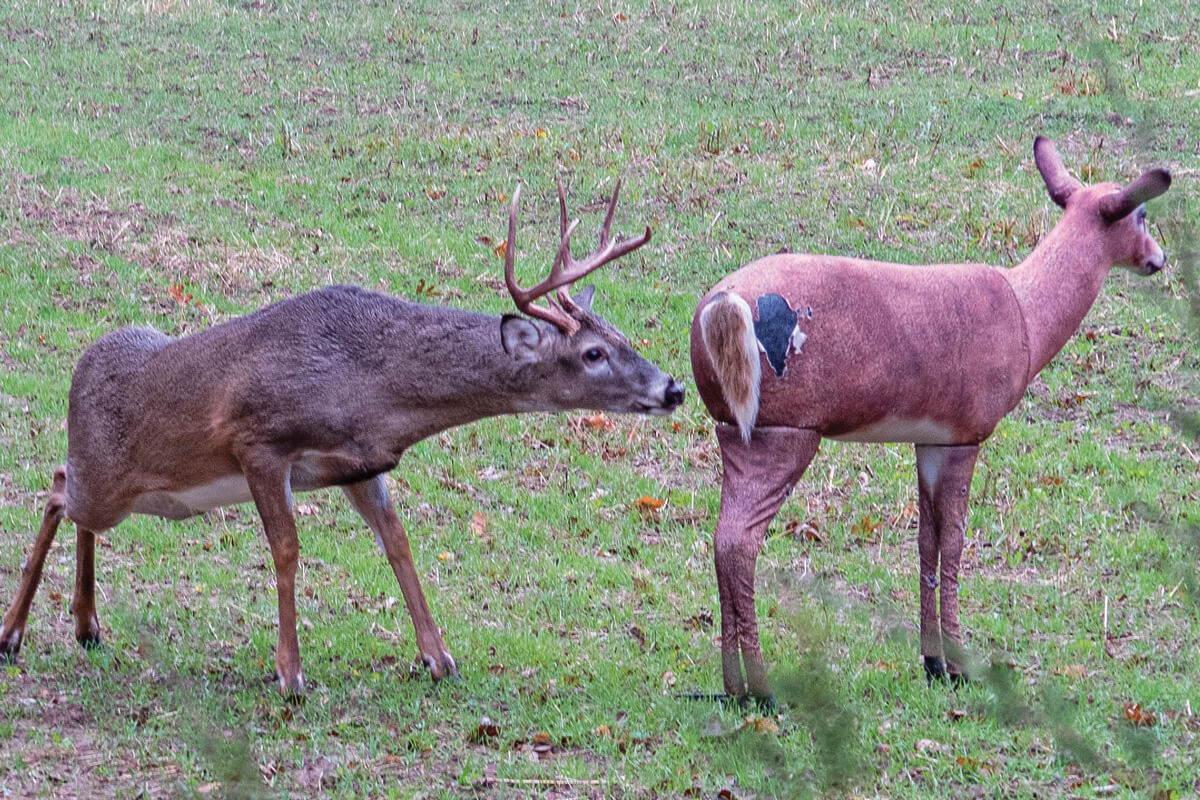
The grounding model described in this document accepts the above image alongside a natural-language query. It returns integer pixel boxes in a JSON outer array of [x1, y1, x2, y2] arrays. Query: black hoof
[[924, 656, 947, 686], [742, 693, 777, 713], [78, 634, 103, 650], [925, 656, 968, 688]]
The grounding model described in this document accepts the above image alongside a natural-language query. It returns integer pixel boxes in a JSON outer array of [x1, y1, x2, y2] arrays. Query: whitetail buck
[[691, 137, 1171, 700], [0, 180, 684, 696]]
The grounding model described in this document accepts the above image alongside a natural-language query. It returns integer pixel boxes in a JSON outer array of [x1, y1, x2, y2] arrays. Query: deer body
[[693, 257, 1029, 445], [691, 138, 1170, 699], [2, 183, 684, 695]]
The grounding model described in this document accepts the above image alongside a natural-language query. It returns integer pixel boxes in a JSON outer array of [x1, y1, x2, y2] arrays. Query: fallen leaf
[[493, 239, 507, 259], [469, 511, 487, 537], [634, 496, 666, 520], [914, 738, 948, 755], [1053, 664, 1087, 677], [629, 624, 647, 649], [582, 412, 615, 431], [740, 716, 779, 735], [1124, 702, 1157, 727], [467, 718, 500, 744], [167, 284, 192, 306], [437, 551, 454, 562]]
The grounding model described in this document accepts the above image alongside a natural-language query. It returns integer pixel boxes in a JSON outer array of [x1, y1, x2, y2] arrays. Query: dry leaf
[[583, 412, 614, 431], [167, 283, 192, 306], [635, 495, 666, 520], [493, 239, 507, 259], [1053, 663, 1087, 677], [1124, 702, 1157, 727], [437, 551, 454, 562], [744, 716, 780, 735], [469, 511, 487, 537]]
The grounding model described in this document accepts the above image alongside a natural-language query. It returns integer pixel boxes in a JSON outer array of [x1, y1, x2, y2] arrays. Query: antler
[[503, 179, 652, 335]]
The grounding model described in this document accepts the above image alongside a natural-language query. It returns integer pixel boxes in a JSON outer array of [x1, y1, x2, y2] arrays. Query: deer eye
[[583, 347, 606, 364]]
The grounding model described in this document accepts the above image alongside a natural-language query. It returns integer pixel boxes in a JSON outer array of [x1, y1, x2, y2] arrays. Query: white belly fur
[[828, 417, 956, 444], [131, 475, 254, 520]]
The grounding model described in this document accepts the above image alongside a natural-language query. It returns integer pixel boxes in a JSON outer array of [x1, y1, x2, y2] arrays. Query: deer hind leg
[[713, 424, 820, 700], [243, 458, 305, 697], [914, 444, 979, 685], [1, 466, 68, 658], [342, 476, 459, 682]]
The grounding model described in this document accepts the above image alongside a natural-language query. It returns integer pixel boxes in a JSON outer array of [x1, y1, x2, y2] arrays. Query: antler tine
[[596, 178, 621, 248], [502, 185, 524, 300], [557, 177, 572, 240], [503, 179, 652, 334], [555, 180, 652, 286]]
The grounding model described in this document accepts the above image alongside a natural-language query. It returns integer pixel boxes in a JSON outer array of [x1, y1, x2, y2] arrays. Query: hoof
[[741, 693, 777, 714], [75, 614, 102, 649], [0, 629, 22, 660], [417, 651, 461, 682], [924, 656, 967, 688], [77, 633, 103, 650], [268, 670, 306, 699], [924, 655, 947, 686]]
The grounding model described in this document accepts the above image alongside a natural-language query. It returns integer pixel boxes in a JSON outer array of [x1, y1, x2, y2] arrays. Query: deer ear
[[500, 314, 551, 363], [570, 284, 595, 313], [1098, 168, 1171, 222], [1034, 136, 1083, 208]]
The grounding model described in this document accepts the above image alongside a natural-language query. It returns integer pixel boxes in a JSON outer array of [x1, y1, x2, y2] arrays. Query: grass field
[[1, 1, 1198, 797]]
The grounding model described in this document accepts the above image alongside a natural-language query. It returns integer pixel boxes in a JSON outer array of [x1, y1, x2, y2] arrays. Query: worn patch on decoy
[[753, 293, 807, 377]]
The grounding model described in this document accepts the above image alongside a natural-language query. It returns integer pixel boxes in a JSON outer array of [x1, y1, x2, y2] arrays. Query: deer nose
[[663, 379, 686, 409]]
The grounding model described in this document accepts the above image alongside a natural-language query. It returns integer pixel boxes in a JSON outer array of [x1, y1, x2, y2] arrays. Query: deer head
[[1034, 136, 1171, 276], [498, 180, 683, 416]]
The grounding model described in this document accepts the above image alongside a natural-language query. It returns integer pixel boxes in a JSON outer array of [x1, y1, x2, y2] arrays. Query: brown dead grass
[[6, 172, 294, 298]]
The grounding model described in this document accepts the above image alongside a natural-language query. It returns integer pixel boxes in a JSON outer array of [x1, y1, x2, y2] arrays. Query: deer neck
[[377, 309, 548, 445], [1003, 220, 1112, 381]]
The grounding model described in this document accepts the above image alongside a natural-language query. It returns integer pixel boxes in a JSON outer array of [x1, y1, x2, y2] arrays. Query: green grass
[[1, 0, 1198, 797]]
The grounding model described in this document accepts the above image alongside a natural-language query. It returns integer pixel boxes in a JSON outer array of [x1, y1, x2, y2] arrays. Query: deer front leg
[[714, 425, 819, 700], [243, 458, 306, 697], [342, 476, 458, 681], [915, 444, 979, 684], [1, 466, 68, 658], [71, 525, 101, 648]]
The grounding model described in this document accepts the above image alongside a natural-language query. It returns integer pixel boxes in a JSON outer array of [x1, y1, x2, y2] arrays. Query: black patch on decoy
[[753, 293, 800, 377]]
